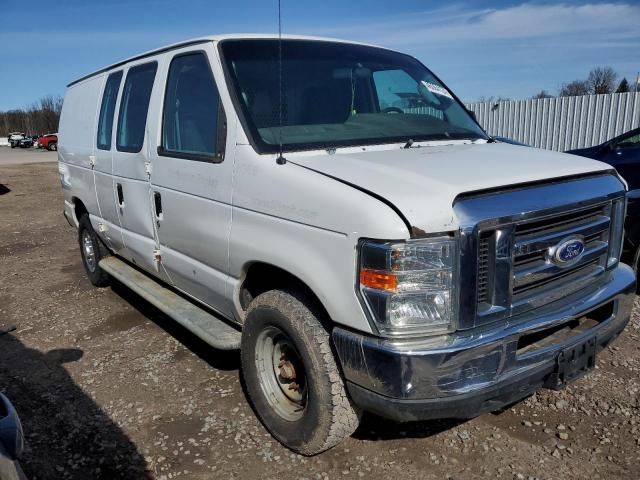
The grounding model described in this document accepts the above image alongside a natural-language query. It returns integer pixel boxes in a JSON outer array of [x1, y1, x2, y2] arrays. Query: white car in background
[[8, 133, 25, 149]]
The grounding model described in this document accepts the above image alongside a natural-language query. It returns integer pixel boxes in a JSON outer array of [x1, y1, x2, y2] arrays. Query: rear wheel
[[78, 214, 110, 287], [241, 289, 360, 455], [48, 142, 57, 151]]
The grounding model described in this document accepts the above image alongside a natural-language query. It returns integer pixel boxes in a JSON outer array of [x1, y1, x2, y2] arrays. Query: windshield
[[220, 39, 486, 153]]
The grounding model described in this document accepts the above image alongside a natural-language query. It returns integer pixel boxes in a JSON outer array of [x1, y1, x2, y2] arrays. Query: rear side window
[[161, 52, 225, 161], [96, 71, 123, 150], [116, 62, 157, 153]]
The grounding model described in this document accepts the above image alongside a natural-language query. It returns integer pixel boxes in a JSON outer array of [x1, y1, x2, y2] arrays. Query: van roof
[[67, 34, 385, 87]]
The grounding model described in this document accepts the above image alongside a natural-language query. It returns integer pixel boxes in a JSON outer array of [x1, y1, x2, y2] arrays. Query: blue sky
[[1, 1, 639, 110]]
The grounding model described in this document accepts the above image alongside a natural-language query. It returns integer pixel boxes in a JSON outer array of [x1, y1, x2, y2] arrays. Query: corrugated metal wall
[[466, 92, 640, 151]]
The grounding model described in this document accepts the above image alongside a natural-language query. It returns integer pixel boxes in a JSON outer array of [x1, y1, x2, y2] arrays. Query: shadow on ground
[[110, 280, 240, 371], [109, 278, 466, 443], [354, 414, 465, 441], [0, 332, 151, 479], [0, 185, 10, 196]]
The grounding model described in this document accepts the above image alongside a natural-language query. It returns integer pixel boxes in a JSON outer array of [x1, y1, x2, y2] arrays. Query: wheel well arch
[[72, 197, 88, 223], [239, 262, 331, 322]]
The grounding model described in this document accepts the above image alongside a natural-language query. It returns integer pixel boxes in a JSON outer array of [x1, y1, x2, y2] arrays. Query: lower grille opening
[[516, 301, 614, 355]]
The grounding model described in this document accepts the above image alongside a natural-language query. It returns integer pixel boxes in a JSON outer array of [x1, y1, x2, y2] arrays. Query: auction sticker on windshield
[[422, 81, 453, 99]]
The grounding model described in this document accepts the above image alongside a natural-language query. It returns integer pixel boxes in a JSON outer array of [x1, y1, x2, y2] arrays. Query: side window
[[116, 62, 158, 153], [97, 71, 123, 150], [617, 133, 640, 149], [161, 52, 226, 161]]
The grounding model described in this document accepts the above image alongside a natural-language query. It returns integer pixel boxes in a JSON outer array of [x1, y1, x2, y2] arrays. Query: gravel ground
[[1, 160, 639, 480], [0, 147, 56, 166]]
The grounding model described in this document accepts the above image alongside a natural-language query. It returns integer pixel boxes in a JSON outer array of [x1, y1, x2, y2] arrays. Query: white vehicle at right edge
[[57, 34, 636, 455]]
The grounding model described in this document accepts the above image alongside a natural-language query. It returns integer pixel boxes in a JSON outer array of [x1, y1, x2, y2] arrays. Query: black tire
[[633, 245, 640, 292], [78, 214, 110, 287], [241, 289, 360, 455], [48, 142, 57, 151]]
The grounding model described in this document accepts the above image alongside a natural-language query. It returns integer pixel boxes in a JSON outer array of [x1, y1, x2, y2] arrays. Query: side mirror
[[0, 393, 24, 460]]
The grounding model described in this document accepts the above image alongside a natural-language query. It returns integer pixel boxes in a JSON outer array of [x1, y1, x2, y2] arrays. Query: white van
[[58, 35, 635, 455]]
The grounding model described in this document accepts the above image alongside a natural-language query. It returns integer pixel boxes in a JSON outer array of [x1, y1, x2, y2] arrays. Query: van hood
[[288, 142, 615, 233]]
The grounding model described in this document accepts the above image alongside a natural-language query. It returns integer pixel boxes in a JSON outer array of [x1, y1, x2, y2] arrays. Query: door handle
[[154, 191, 163, 219], [116, 183, 124, 206]]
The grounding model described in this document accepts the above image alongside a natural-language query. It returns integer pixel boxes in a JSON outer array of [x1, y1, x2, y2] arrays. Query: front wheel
[[241, 289, 360, 455], [78, 214, 110, 287], [48, 142, 57, 151]]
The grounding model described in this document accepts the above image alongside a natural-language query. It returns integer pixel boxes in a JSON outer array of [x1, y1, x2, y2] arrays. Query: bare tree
[[476, 95, 511, 103], [586, 67, 617, 95], [532, 90, 554, 99], [0, 95, 64, 136], [558, 80, 590, 97]]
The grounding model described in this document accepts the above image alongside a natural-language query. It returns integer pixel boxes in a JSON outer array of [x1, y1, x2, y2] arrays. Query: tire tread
[[244, 289, 360, 455]]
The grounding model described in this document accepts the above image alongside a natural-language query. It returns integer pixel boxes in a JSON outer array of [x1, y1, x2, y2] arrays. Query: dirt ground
[[1, 152, 639, 480]]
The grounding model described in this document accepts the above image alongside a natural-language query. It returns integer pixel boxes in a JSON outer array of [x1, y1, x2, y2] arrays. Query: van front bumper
[[333, 264, 636, 422]]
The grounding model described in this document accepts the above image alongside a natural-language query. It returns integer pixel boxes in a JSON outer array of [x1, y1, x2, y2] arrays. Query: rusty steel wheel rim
[[255, 326, 307, 421]]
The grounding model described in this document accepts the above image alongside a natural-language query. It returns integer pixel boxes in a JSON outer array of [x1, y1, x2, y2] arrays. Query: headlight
[[607, 197, 625, 268], [358, 237, 458, 337]]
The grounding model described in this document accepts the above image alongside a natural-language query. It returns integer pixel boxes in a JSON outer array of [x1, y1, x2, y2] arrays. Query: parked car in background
[[567, 128, 640, 281], [567, 128, 640, 188], [37, 133, 58, 151], [625, 191, 640, 277], [17, 137, 34, 148], [0, 393, 26, 480], [7, 133, 25, 149]]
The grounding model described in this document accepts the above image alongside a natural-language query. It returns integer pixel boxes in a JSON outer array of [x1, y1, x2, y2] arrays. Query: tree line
[[0, 95, 63, 137], [478, 67, 639, 103], [533, 67, 638, 100]]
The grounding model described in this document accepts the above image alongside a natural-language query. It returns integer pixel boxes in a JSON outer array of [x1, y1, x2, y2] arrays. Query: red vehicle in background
[[37, 133, 58, 151]]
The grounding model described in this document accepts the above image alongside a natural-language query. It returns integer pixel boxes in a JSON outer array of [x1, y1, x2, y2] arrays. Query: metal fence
[[466, 92, 640, 151]]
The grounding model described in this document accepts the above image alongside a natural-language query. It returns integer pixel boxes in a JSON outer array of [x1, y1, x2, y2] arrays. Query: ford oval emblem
[[552, 237, 586, 265]]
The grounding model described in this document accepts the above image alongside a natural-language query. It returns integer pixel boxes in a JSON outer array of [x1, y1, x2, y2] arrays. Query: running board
[[99, 256, 241, 350]]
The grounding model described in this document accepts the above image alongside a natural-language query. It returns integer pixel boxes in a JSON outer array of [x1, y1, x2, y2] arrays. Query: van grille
[[477, 233, 491, 305], [477, 202, 612, 316]]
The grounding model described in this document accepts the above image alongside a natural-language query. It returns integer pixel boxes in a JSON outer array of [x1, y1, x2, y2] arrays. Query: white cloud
[[311, 2, 640, 46], [301, 2, 639, 102]]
